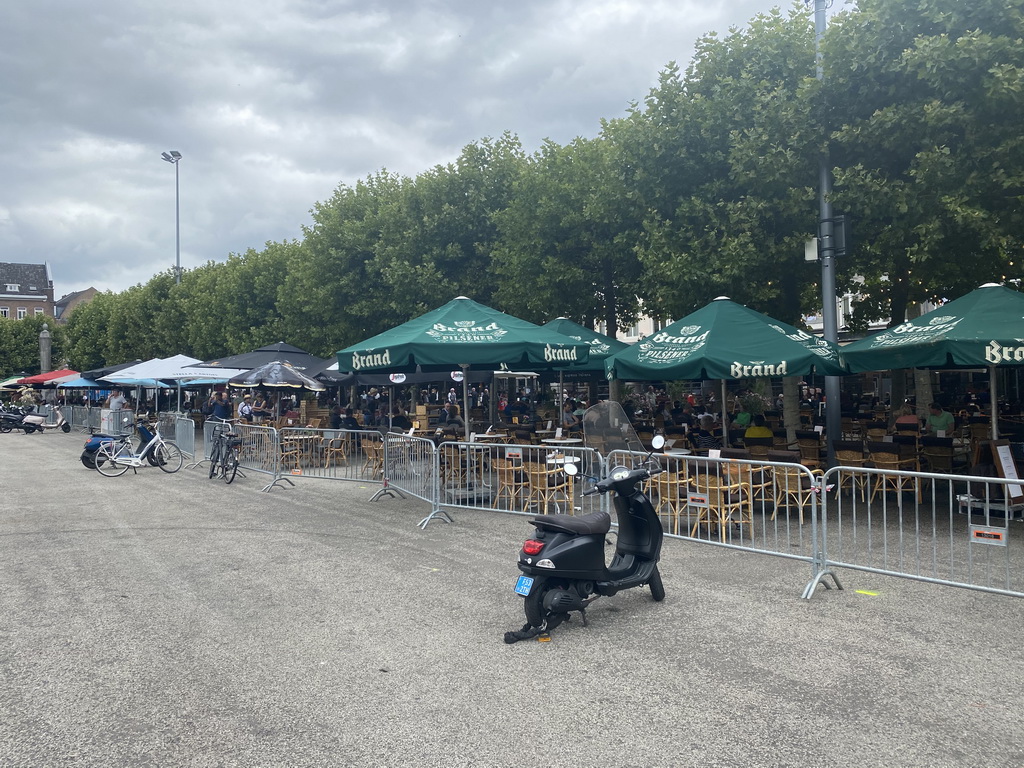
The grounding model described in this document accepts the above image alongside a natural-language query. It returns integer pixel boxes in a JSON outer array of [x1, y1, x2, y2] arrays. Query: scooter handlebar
[[586, 466, 662, 494]]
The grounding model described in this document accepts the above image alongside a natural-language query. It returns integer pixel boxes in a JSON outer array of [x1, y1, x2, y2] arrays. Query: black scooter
[[505, 404, 666, 644]]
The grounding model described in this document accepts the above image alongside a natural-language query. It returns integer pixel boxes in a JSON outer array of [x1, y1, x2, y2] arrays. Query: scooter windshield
[[581, 401, 662, 472]]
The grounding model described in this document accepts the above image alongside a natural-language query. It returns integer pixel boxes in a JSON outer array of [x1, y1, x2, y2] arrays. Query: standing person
[[561, 400, 580, 430], [447, 387, 458, 406], [211, 391, 233, 421], [106, 390, 127, 411]]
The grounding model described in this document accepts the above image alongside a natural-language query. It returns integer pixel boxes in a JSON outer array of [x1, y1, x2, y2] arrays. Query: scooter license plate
[[514, 575, 534, 597]]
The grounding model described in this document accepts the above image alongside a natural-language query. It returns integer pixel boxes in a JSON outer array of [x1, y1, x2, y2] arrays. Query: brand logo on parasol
[[653, 328, 709, 345], [351, 349, 392, 370], [544, 344, 578, 362], [633, 328, 710, 364], [730, 361, 788, 378], [870, 316, 963, 348], [985, 341, 1024, 364], [427, 320, 508, 343]]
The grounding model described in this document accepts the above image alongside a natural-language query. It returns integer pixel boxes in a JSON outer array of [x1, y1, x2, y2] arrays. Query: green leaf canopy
[[842, 283, 1024, 372], [335, 296, 591, 374], [541, 317, 630, 372], [605, 297, 848, 382]]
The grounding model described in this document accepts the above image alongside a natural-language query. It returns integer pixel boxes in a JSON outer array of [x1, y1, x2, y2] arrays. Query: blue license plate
[[514, 575, 534, 597]]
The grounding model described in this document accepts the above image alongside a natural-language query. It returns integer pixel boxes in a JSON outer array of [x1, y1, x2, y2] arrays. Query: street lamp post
[[160, 150, 182, 284]]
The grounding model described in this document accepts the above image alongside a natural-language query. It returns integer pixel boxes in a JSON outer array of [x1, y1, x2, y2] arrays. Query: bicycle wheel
[[155, 441, 184, 473], [208, 442, 222, 479], [222, 445, 239, 484], [95, 443, 130, 477]]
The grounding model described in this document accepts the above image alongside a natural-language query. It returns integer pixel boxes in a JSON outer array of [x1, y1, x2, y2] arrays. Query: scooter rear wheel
[[0, 422, 12, 433], [648, 566, 666, 602]]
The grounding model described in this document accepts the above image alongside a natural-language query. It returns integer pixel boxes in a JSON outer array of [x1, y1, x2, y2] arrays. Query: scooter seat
[[531, 510, 611, 536]]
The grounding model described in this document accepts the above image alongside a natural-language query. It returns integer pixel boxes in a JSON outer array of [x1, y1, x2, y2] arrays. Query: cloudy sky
[[1, 0, 805, 298]]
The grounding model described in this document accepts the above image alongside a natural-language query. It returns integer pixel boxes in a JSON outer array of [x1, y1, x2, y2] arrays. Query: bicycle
[[208, 419, 243, 484], [94, 418, 184, 477]]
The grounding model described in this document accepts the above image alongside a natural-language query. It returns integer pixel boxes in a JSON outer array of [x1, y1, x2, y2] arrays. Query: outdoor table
[[541, 438, 583, 445], [471, 433, 503, 442], [662, 448, 692, 456], [545, 454, 581, 466]]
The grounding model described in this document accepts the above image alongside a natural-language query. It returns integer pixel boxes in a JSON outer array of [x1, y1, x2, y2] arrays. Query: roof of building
[[0, 262, 53, 296]]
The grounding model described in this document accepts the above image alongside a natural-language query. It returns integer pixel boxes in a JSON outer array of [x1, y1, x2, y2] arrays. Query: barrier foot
[[418, 507, 453, 529], [801, 568, 844, 600], [369, 477, 407, 502], [185, 459, 206, 470], [261, 475, 295, 493]]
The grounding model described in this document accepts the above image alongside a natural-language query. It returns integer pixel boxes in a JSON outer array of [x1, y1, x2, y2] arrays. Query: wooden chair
[[768, 450, 823, 525], [741, 437, 774, 459], [360, 439, 384, 478], [866, 441, 921, 503], [794, 430, 825, 469], [650, 467, 692, 534], [523, 461, 573, 515], [492, 457, 528, 511], [919, 436, 968, 475], [864, 420, 889, 442], [322, 434, 349, 468], [690, 474, 751, 541], [306, 418, 322, 429], [831, 439, 869, 501], [720, 449, 772, 517]]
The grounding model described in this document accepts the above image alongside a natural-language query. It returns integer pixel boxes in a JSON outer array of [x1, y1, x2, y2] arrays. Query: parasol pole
[[460, 364, 471, 441], [989, 365, 999, 440], [721, 379, 728, 447]]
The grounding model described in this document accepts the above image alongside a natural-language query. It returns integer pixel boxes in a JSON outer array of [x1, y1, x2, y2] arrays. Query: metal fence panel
[[432, 440, 605, 519], [821, 465, 1024, 597], [277, 427, 386, 485]]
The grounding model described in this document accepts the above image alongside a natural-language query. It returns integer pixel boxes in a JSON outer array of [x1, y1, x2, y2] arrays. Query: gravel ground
[[1, 430, 1022, 767]]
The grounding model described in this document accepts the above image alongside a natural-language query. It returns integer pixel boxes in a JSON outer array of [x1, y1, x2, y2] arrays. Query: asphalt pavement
[[1, 430, 1022, 767]]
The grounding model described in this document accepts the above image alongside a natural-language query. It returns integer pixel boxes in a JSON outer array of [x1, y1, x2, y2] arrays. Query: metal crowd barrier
[[173, 417, 196, 458], [276, 427, 386, 485], [427, 440, 606, 523], [606, 450, 835, 598], [820, 465, 1024, 598]]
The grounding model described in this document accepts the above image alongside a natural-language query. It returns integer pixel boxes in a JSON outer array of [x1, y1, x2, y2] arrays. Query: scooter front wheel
[[648, 566, 666, 602]]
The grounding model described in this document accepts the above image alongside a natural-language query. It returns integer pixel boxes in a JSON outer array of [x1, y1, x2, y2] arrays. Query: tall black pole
[[815, 0, 841, 463]]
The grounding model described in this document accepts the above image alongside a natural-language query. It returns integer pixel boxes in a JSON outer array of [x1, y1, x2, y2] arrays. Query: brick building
[[0, 262, 55, 319]]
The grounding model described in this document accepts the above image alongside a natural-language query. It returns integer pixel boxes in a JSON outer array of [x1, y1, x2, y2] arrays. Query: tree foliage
[[23, 0, 1020, 377]]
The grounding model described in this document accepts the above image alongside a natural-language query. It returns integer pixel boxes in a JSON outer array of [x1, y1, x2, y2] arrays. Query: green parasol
[[843, 283, 1024, 438], [541, 317, 629, 372], [604, 296, 847, 432], [336, 297, 590, 439]]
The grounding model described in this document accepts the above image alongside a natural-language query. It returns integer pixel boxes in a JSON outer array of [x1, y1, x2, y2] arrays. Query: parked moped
[[505, 402, 666, 643]]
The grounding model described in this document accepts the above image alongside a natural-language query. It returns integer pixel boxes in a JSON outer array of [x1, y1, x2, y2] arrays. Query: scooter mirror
[[651, 434, 666, 450], [563, 462, 579, 477]]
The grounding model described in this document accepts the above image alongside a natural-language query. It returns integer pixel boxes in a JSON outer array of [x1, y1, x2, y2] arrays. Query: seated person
[[743, 414, 773, 439], [390, 408, 413, 431], [690, 415, 723, 450], [561, 402, 580, 430], [441, 404, 466, 435], [341, 408, 360, 430], [925, 402, 955, 435], [892, 404, 920, 431], [329, 406, 344, 430]]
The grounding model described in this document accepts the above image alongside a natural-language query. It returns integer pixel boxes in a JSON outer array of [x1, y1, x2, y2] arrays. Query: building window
[[5, 284, 18, 292], [0, 307, 7, 318], [17, 307, 27, 319], [35, 308, 44, 316]]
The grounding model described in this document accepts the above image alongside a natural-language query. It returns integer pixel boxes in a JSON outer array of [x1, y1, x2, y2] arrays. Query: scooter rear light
[[522, 539, 545, 556]]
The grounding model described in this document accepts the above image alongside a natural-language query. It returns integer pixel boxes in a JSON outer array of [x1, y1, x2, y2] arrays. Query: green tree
[[824, 0, 1024, 325], [492, 135, 644, 332]]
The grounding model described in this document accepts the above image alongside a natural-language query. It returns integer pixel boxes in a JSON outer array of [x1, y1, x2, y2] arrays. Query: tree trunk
[[783, 376, 800, 445]]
